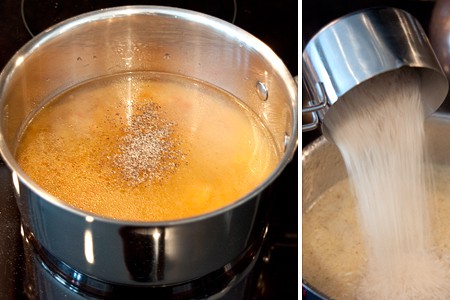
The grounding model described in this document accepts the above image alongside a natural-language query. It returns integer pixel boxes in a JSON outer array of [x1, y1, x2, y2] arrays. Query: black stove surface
[[0, 0, 298, 299]]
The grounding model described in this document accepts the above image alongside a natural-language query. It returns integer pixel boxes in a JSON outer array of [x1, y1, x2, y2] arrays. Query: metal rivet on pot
[[256, 81, 268, 101]]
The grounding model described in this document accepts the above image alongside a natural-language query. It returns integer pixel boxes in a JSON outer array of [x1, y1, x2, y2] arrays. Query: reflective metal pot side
[[0, 5, 298, 293]]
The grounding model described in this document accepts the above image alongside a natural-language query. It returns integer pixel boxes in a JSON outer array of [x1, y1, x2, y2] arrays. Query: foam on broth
[[15, 72, 280, 221]]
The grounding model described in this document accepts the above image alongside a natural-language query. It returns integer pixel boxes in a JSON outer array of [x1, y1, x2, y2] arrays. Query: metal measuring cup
[[302, 7, 449, 140]]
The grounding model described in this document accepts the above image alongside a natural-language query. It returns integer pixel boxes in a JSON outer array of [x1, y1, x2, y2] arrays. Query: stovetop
[[0, 0, 298, 299]]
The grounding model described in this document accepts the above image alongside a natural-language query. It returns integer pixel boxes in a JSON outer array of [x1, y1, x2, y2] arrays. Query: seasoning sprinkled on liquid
[[112, 101, 185, 186], [16, 72, 279, 221]]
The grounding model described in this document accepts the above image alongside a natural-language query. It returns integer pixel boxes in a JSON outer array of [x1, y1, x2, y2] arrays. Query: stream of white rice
[[324, 68, 450, 299]]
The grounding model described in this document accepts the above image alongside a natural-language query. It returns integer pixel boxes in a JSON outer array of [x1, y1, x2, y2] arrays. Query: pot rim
[[0, 5, 298, 226]]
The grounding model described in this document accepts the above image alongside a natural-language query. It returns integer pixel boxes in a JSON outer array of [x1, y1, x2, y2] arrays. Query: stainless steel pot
[[0, 6, 298, 297], [302, 7, 449, 139], [302, 113, 450, 299]]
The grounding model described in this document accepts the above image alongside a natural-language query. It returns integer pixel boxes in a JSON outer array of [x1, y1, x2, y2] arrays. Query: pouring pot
[[302, 7, 449, 138], [0, 6, 298, 298], [302, 113, 450, 299]]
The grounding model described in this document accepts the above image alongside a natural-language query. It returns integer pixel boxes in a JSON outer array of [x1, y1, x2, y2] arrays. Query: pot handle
[[302, 81, 328, 132]]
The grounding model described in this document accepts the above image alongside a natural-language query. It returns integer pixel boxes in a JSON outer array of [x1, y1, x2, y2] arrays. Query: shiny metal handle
[[302, 109, 319, 132], [302, 82, 328, 132]]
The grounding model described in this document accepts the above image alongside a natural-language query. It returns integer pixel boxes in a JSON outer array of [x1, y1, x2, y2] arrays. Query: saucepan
[[0, 6, 298, 299]]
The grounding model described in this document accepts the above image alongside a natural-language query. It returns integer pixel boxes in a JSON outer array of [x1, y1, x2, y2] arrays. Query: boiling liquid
[[16, 72, 279, 221]]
